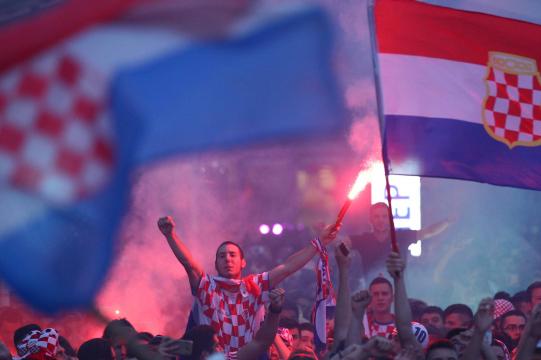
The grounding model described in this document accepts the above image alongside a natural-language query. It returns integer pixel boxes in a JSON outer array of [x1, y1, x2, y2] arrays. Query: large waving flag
[[0, 3, 346, 313], [370, 0, 541, 190]]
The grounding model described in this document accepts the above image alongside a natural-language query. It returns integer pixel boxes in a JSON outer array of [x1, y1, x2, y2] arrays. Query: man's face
[[426, 348, 459, 360], [532, 288, 541, 308], [215, 244, 245, 279], [370, 206, 389, 232], [298, 330, 315, 350], [502, 315, 526, 341], [290, 328, 300, 348], [444, 313, 471, 332], [369, 283, 393, 314], [516, 301, 532, 317], [421, 312, 444, 330]]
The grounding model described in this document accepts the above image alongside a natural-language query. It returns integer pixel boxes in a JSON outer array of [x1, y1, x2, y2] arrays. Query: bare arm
[[158, 216, 203, 295], [515, 303, 541, 360], [418, 219, 450, 241], [347, 290, 371, 346], [268, 224, 340, 288], [237, 289, 285, 360], [332, 243, 352, 351], [386, 252, 418, 350], [461, 298, 494, 360]]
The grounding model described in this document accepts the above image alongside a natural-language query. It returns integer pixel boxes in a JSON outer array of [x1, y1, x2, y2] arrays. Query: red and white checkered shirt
[[195, 272, 270, 353], [16, 328, 59, 360], [364, 313, 396, 340]]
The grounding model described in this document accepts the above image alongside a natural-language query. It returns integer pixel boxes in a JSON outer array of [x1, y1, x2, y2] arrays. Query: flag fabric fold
[[371, 0, 541, 190], [0, 4, 346, 313]]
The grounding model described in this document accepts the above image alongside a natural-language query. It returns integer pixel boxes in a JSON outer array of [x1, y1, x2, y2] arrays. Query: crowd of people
[[1, 204, 540, 360]]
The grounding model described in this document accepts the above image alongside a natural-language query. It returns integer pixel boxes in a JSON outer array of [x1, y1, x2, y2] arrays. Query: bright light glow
[[371, 161, 421, 230], [347, 162, 384, 200], [259, 224, 270, 235], [272, 223, 283, 235], [115, 309, 120, 315], [408, 240, 422, 257]]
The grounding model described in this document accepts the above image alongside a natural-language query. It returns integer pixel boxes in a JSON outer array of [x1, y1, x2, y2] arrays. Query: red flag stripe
[[375, 0, 541, 66]]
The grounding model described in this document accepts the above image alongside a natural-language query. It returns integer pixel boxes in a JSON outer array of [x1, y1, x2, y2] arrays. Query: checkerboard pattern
[[0, 51, 115, 204], [196, 272, 270, 353], [484, 66, 541, 146], [17, 328, 59, 359], [367, 317, 396, 340]]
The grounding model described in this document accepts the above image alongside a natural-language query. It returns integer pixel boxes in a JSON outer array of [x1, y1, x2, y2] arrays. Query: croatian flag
[[0, 2, 346, 313], [371, 0, 541, 190]]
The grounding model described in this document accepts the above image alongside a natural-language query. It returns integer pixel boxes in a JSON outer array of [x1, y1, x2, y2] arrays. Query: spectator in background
[[367, 277, 395, 339], [498, 310, 527, 352], [512, 291, 532, 318], [78, 338, 114, 360], [420, 306, 445, 333], [443, 304, 474, 332], [527, 281, 541, 309]]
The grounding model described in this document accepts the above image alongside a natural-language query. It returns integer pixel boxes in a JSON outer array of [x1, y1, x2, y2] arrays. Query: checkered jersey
[[196, 272, 270, 353], [364, 314, 396, 340], [16, 328, 59, 360], [0, 50, 114, 204], [484, 60, 541, 147]]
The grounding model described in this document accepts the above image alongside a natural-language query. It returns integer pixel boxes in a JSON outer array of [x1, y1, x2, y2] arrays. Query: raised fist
[[269, 288, 285, 312], [158, 216, 175, 237]]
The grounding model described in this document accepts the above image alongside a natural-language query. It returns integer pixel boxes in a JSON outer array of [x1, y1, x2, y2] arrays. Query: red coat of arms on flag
[[483, 52, 541, 149]]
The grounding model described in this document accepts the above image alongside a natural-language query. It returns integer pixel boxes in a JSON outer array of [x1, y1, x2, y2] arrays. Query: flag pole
[[367, 0, 399, 253]]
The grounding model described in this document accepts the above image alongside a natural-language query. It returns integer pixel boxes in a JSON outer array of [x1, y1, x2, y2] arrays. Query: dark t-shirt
[[349, 229, 418, 280]]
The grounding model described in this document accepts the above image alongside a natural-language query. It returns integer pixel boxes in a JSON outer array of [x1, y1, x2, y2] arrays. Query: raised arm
[[346, 290, 371, 346], [515, 303, 541, 360], [268, 224, 340, 288], [237, 288, 285, 360], [418, 219, 451, 241], [158, 216, 203, 295], [386, 252, 420, 352], [461, 298, 495, 360], [332, 243, 352, 351]]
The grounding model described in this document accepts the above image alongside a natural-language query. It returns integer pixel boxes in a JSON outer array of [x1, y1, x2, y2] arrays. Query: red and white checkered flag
[[0, 50, 115, 204]]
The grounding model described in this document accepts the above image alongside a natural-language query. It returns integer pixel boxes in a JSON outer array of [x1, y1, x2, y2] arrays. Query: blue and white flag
[[0, 4, 346, 313]]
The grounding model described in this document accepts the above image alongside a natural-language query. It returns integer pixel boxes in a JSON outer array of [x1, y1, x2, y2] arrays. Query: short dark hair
[[182, 325, 215, 360], [215, 241, 245, 260], [494, 291, 512, 301], [443, 304, 473, 322], [426, 339, 457, 357], [279, 317, 299, 329], [14, 324, 41, 347], [102, 319, 135, 341], [499, 310, 527, 329], [511, 291, 530, 307], [369, 276, 393, 292], [298, 322, 315, 334], [527, 281, 541, 302], [421, 306, 445, 320], [370, 202, 389, 216], [78, 338, 113, 360]]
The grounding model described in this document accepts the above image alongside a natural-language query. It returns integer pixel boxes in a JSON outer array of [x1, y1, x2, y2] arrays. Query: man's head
[[369, 277, 394, 314], [215, 241, 246, 279], [421, 306, 445, 331], [511, 291, 532, 317], [527, 281, 541, 308], [182, 325, 219, 360], [443, 304, 473, 332], [426, 340, 458, 360], [296, 323, 315, 350], [77, 338, 114, 360], [499, 310, 527, 342], [13, 324, 41, 355], [369, 202, 390, 232]]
